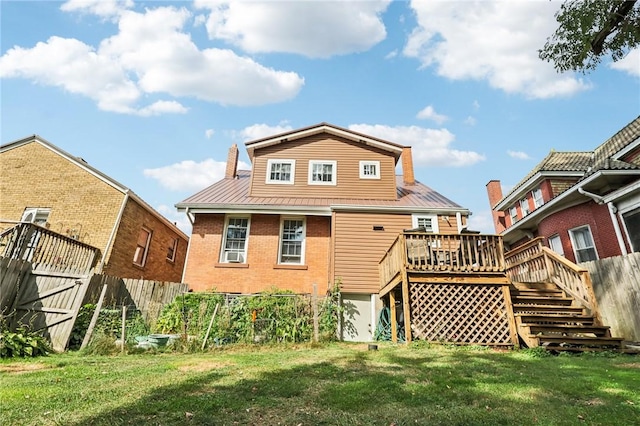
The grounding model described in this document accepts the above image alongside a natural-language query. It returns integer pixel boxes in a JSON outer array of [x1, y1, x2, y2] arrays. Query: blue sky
[[2, 0, 639, 234]]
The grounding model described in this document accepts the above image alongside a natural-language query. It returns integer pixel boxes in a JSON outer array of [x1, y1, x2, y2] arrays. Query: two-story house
[[177, 123, 471, 341], [0, 135, 189, 282], [487, 116, 640, 263]]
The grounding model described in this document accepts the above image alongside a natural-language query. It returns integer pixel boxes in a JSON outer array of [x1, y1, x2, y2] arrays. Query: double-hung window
[[532, 187, 544, 208], [509, 207, 518, 224], [548, 234, 564, 256], [221, 217, 249, 263], [520, 199, 530, 217], [308, 160, 336, 185], [279, 218, 305, 264], [359, 161, 380, 179], [266, 159, 295, 184], [569, 226, 598, 262], [133, 227, 152, 267], [167, 238, 178, 262], [412, 215, 439, 233]]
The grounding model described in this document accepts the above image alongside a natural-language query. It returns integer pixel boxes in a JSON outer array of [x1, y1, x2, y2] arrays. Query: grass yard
[[1, 342, 638, 426]]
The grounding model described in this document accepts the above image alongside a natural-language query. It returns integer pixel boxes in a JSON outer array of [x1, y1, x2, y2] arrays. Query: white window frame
[[359, 161, 380, 179], [411, 214, 439, 233], [266, 159, 295, 184], [220, 216, 250, 263], [133, 227, 152, 267], [167, 237, 178, 262], [520, 198, 530, 217], [548, 234, 564, 257], [509, 206, 518, 224], [21, 207, 50, 226], [532, 187, 544, 208], [308, 160, 337, 185], [278, 217, 306, 265], [568, 225, 599, 263]]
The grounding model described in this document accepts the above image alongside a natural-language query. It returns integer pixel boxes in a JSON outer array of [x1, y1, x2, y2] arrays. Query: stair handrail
[[505, 238, 602, 325]]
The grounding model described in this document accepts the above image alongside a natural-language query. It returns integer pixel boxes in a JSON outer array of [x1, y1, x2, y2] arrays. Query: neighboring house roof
[[177, 170, 467, 215], [1, 135, 188, 240], [495, 116, 640, 210], [244, 122, 406, 161]]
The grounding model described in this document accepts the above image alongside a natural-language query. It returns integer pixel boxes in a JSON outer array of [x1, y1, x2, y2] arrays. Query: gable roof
[[177, 170, 467, 215], [1, 135, 188, 239], [245, 122, 406, 161], [495, 116, 640, 209]]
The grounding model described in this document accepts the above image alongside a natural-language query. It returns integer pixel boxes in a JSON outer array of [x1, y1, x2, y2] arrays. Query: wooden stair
[[510, 282, 626, 352]]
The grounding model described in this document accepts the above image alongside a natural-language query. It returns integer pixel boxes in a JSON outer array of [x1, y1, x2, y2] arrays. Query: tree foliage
[[539, 0, 640, 73]]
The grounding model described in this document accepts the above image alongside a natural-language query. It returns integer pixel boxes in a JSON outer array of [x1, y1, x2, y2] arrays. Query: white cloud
[[194, 0, 390, 58], [236, 123, 294, 142], [472, 100, 480, 110], [609, 48, 640, 77], [61, 0, 132, 19], [464, 116, 477, 126], [348, 124, 485, 167], [466, 210, 496, 234], [156, 204, 192, 235], [507, 150, 532, 160], [144, 158, 251, 191], [0, 5, 304, 115], [416, 105, 448, 124], [205, 129, 215, 139], [404, 1, 591, 98], [385, 49, 398, 60]]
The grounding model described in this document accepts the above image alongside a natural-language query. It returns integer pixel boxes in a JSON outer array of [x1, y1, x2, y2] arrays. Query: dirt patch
[[619, 363, 640, 369], [0, 363, 50, 374], [177, 360, 232, 373]]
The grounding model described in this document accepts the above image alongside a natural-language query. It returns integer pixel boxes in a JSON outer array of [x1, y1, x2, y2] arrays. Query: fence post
[[80, 282, 108, 350], [313, 283, 319, 343]]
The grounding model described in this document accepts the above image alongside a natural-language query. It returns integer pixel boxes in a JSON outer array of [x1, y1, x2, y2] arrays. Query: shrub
[[0, 326, 50, 358]]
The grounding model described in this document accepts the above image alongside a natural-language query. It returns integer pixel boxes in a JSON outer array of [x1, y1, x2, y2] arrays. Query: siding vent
[[373, 225, 384, 231]]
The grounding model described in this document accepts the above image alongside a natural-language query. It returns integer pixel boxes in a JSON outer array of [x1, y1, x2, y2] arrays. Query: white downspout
[[180, 208, 193, 283], [578, 187, 627, 255], [456, 212, 462, 232]]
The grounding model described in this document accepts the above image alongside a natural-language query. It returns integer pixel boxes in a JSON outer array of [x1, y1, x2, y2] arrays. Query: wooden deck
[[378, 233, 518, 346]]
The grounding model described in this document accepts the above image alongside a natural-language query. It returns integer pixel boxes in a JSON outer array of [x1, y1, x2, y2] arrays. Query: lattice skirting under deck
[[409, 282, 513, 345]]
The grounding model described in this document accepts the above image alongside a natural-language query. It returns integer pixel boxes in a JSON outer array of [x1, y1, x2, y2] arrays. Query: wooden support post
[[390, 290, 397, 343], [80, 282, 107, 350], [121, 305, 127, 354], [501, 284, 519, 347], [400, 235, 412, 343]]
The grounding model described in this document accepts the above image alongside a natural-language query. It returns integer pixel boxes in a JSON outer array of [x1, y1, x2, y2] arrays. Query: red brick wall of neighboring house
[[486, 180, 506, 233], [105, 198, 188, 282], [183, 213, 331, 294], [536, 201, 621, 263]]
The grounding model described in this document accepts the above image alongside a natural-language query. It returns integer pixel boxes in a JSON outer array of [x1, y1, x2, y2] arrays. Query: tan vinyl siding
[[334, 212, 413, 293], [249, 135, 397, 200]]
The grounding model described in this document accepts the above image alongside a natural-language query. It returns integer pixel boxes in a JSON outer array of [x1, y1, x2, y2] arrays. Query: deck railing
[[0, 223, 100, 276], [504, 237, 601, 321], [379, 232, 506, 289]]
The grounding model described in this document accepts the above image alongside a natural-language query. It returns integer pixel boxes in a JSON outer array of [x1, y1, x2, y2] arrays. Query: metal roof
[[177, 170, 466, 213]]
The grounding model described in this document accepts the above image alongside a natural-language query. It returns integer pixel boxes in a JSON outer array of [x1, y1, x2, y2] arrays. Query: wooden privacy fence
[[83, 275, 189, 324], [504, 237, 601, 322], [582, 253, 640, 341]]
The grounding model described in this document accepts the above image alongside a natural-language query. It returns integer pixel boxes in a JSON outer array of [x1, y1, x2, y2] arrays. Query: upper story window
[[21, 207, 50, 226], [308, 160, 337, 185], [266, 159, 295, 184], [167, 238, 178, 262], [569, 225, 598, 263], [359, 161, 380, 179], [509, 206, 518, 224], [532, 187, 544, 208], [412, 214, 439, 233], [221, 217, 250, 263], [279, 217, 305, 264], [520, 199, 530, 217], [133, 227, 152, 267]]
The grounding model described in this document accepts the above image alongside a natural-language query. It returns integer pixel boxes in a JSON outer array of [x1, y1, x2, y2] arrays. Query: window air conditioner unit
[[225, 252, 244, 263]]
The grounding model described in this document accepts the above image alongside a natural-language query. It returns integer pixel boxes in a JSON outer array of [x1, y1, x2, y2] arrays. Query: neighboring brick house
[[0, 135, 189, 282], [177, 123, 471, 341], [487, 116, 640, 263]]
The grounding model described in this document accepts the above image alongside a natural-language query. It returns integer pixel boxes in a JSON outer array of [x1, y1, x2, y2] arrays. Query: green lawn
[[1, 343, 638, 425]]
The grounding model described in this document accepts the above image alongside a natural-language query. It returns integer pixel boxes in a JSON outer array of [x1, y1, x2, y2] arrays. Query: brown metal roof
[[177, 170, 465, 212]]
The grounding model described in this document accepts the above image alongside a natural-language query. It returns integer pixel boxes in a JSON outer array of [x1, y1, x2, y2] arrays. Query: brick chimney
[[225, 144, 239, 179], [402, 146, 415, 186], [486, 180, 506, 233]]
